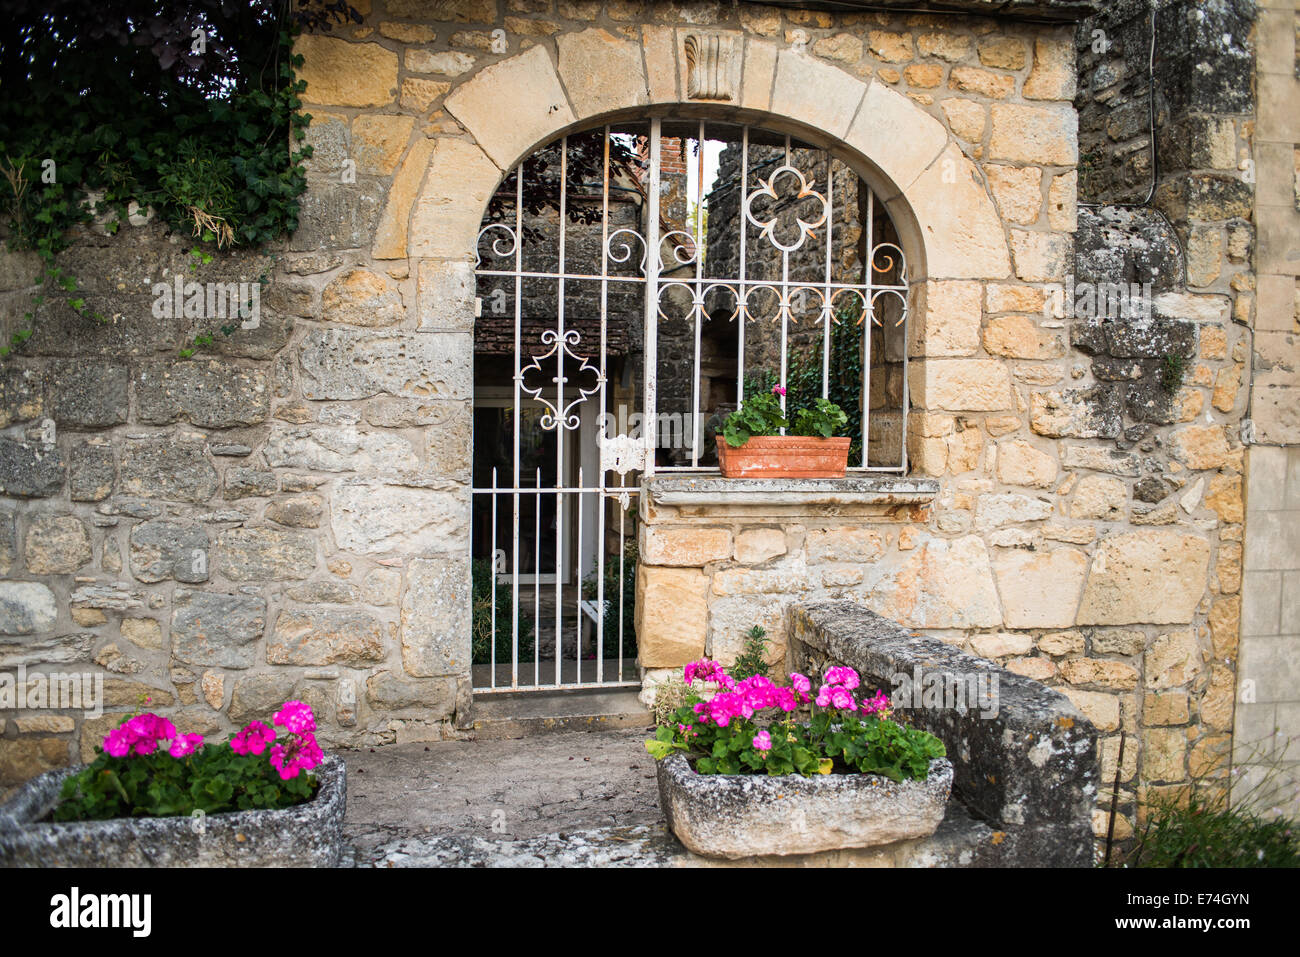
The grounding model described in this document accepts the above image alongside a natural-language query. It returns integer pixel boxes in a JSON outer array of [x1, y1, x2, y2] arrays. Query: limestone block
[[771, 50, 866, 140], [170, 590, 266, 669], [909, 280, 982, 357], [993, 547, 1087, 628], [409, 138, 502, 261], [995, 439, 1057, 488], [733, 528, 787, 565], [805, 528, 885, 564], [0, 439, 66, 498], [24, 515, 92, 574], [870, 535, 1003, 629], [1022, 38, 1076, 101], [0, 582, 58, 635], [1076, 531, 1211, 625], [1144, 630, 1202, 690], [135, 360, 270, 428], [985, 165, 1043, 225], [558, 28, 647, 119], [128, 521, 210, 583], [908, 359, 1013, 412], [844, 81, 947, 192], [332, 481, 467, 555], [401, 557, 471, 677], [988, 103, 1076, 166], [1070, 475, 1126, 521], [352, 114, 415, 175], [298, 328, 471, 401], [640, 526, 732, 566], [901, 143, 1011, 280], [445, 46, 575, 169], [635, 565, 708, 667], [264, 425, 418, 473], [296, 36, 397, 107], [268, 609, 386, 665], [216, 527, 316, 581], [321, 268, 404, 326]]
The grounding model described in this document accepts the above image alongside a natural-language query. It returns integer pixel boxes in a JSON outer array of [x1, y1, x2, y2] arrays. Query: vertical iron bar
[[737, 125, 748, 409], [511, 164, 523, 689], [863, 186, 874, 468], [555, 135, 568, 687], [643, 119, 661, 477], [691, 120, 705, 466], [490, 466, 498, 690], [534, 466, 541, 686], [597, 126, 610, 684], [823, 154, 833, 400], [576, 464, 584, 685]]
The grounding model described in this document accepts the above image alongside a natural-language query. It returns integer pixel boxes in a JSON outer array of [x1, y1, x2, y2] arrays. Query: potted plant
[[0, 701, 346, 867], [716, 384, 851, 478], [646, 660, 952, 859]]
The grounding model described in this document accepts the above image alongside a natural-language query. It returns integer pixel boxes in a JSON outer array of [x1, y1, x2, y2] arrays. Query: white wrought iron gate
[[472, 118, 909, 693]]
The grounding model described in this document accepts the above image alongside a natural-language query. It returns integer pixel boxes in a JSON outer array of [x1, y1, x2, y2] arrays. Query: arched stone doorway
[[396, 29, 1013, 701]]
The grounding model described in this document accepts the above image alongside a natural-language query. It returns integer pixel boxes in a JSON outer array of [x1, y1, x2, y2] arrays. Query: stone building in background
[[0, 0, 1295, 854]]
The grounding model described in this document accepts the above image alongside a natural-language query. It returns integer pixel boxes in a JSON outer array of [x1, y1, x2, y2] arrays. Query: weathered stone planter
[[0, 755, 346, 867], [656, 752, 953, 859]]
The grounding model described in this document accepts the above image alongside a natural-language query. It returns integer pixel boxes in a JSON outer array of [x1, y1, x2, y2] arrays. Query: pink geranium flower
[[273, 700, 316, 735], [169, 733, 204, 758], [230, 720, 276, 756], [753, 730, 772, 752]]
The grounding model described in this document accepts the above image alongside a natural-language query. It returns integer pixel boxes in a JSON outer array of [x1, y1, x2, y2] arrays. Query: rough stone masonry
[[0, 0, 1280, 854]]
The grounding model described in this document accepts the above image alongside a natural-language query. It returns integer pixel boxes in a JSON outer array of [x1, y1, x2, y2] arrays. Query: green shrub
[[729, 625, 771, 682], [471, 558, 535, 666], [1128, 793, 1299, 868], [581, 541, 639, 660]]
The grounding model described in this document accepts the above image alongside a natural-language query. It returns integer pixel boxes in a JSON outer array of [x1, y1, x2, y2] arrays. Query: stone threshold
[[644, 474, 940, 507]]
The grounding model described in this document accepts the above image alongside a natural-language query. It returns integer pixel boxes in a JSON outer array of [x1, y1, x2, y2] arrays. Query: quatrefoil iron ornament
[[517, 329, 604, 432], [744, 164, 829, 254]]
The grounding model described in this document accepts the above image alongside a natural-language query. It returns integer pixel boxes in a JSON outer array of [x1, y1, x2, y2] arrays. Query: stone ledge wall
[[788, 600, 1097, 867]]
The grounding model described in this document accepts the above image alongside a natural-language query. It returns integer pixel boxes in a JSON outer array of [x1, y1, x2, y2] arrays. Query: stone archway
[[406, 29, 1011, 283], [393, 28, 1017, 701]]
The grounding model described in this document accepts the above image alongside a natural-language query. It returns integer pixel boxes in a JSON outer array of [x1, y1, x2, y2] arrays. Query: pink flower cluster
[[689, 674, 804, 728], [859, 689, 892, 717], [266, 700, 322, 780], [675, 662, 893, 746], [684, 659, 729, 687], [103, 714, 205, 759], [102, 700, 324, 780], [230, 720, 275, 756]]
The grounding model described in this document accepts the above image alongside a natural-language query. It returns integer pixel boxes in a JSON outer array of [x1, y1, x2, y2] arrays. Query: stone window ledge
[[644, 474, 939, 507]]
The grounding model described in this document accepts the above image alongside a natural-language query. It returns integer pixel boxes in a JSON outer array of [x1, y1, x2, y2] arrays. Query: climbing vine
[[0, 0, 360, 356]]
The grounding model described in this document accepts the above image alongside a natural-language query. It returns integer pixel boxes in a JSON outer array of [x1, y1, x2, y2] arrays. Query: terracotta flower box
[[656, 752, 952, 859], [715, 435, 851, 479]]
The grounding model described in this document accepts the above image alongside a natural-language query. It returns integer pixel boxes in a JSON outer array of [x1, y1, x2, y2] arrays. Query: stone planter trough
[[656, 752, 953, 859], [0, 754, 346, 867]]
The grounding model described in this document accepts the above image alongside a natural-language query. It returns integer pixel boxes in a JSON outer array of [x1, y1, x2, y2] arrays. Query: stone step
[[468, 688, 651, 740]]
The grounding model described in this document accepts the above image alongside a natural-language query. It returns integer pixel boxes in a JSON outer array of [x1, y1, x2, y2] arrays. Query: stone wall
[[0, 0, 1263, 853], [1235, 0, 1300, 817]]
